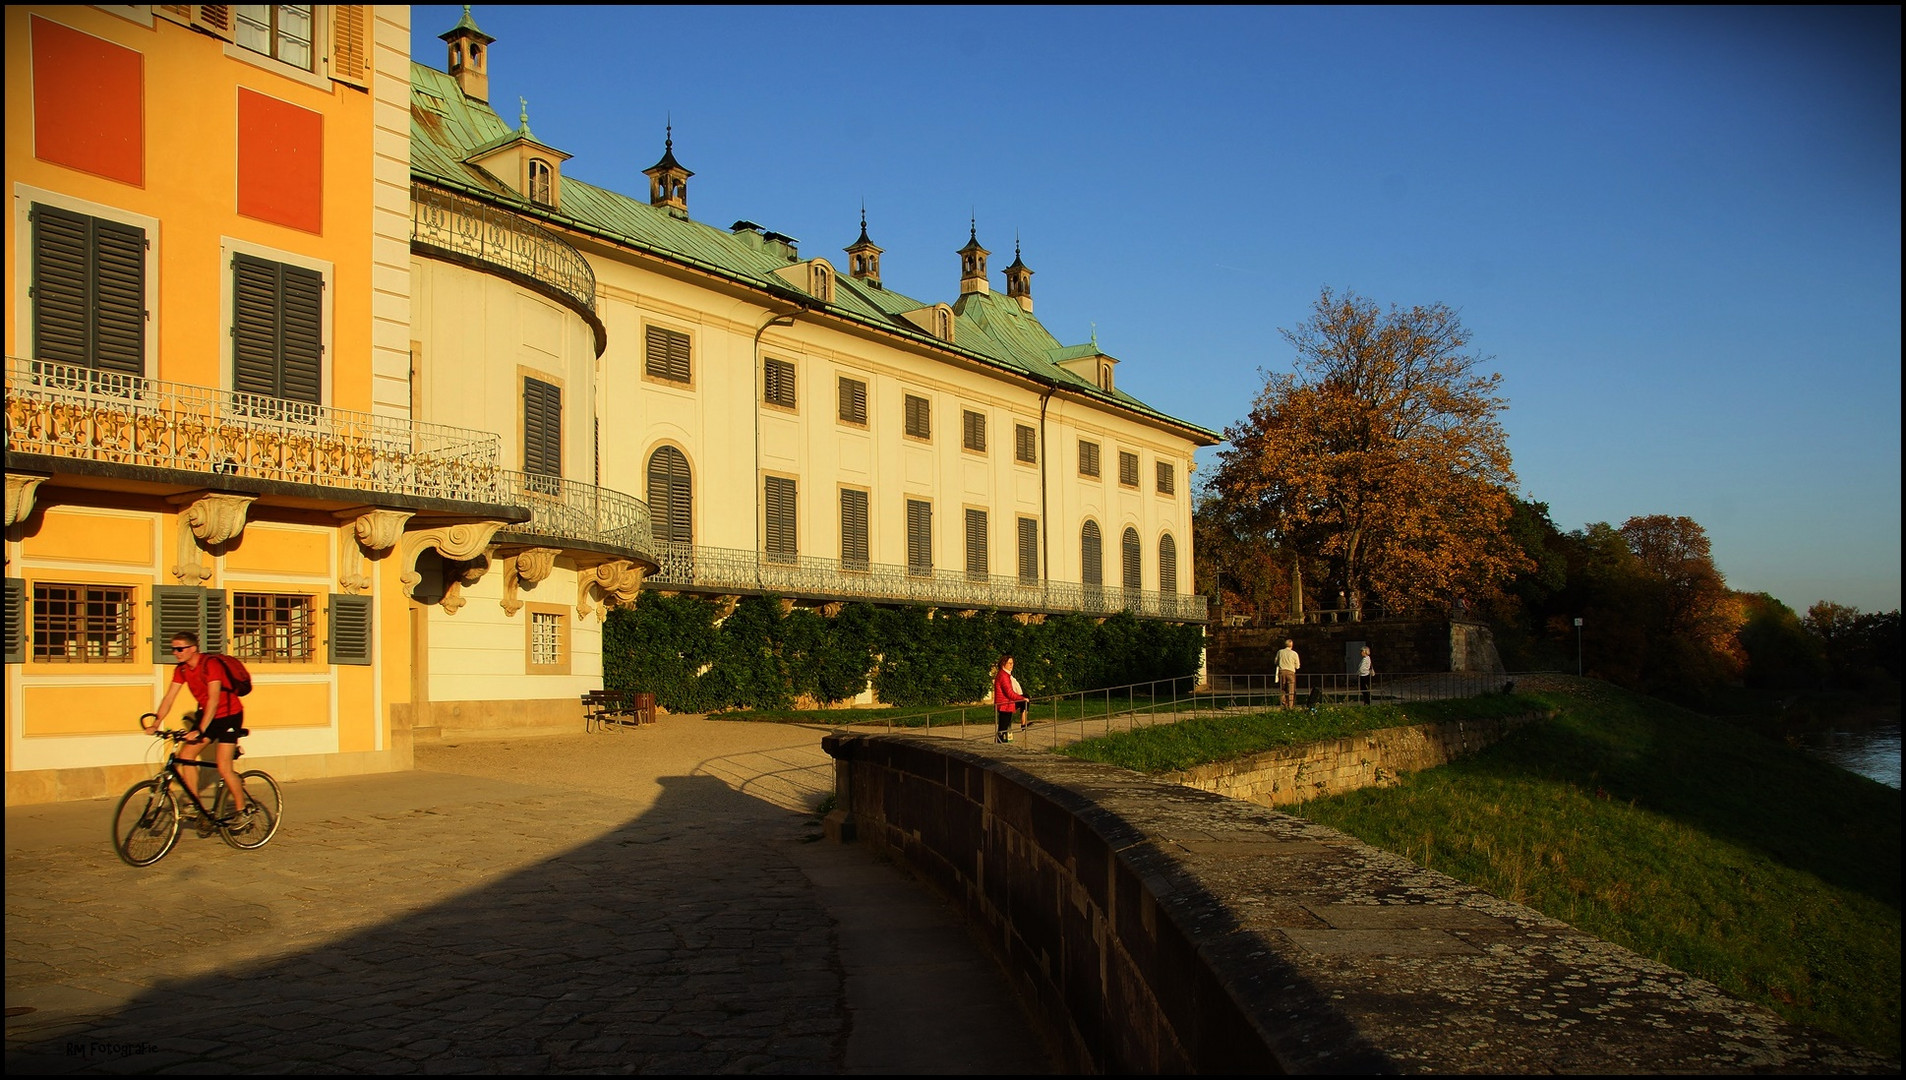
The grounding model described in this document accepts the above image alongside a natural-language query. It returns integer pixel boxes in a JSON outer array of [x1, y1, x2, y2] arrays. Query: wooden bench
[[582, 689, 657, 732]]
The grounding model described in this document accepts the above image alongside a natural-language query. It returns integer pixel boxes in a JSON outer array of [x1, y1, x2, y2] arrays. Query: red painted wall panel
[[31, 15, 144, 187], [237, 87, 323, 234]]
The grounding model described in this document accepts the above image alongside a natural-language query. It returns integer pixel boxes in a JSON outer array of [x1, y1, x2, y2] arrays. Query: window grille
[[232, 591, 315, 662], [531, 611, 562, 666], [31, 582, 135, 662]]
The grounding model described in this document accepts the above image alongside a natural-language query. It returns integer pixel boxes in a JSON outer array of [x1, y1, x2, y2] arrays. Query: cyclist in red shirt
[[146, 631, 251, 826]]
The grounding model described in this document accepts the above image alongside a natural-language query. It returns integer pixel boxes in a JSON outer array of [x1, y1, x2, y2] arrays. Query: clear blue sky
[[414, 6, 1901, 614]]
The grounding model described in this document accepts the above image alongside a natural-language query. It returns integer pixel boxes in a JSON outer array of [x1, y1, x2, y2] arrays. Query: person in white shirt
[[1274, 639, 1300, 709], [1358, 646, 1375, 705]]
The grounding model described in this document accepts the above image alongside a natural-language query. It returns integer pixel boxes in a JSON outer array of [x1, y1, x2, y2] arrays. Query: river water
[[1796, 720, 1901, 789]]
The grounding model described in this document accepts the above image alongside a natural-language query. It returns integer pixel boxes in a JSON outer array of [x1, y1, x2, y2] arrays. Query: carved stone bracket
[[399, 521, 506, 604], [5, 473, 47, 529], [440, 556, 490, 615], [501, 546, 563, 616], [576, 558, 646, 619], [168, 492, 256, 584], [820, 602, 844, 618], [335, 509, 415, 595]]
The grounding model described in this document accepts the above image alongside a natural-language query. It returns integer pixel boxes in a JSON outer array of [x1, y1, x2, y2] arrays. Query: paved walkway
[[4, 718, 1054, 1074]]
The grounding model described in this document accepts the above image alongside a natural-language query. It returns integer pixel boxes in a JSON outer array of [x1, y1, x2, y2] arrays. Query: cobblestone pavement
[[4, 719, 1053, 1074]]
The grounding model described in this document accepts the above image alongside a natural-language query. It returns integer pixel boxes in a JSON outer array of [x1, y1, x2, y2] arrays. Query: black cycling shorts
[[190, 711, 248, 744]]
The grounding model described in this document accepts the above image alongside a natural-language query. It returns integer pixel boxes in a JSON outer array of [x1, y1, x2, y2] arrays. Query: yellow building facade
[[3, 5, 658, 804], [404, 11, 1217, 724]]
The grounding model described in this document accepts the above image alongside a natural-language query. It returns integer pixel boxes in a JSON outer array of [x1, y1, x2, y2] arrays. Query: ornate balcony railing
[[411, 182, 596, 315], [5, 357, 502, 502], [646, 540, 1208, 621], [494, 470, 656, 563]]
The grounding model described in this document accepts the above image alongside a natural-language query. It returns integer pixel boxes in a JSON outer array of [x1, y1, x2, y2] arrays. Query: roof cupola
[[845, 205, 883, 287], [643, 122, 693, 218], [1004, 234, 1033, 313], [439, 6, 495, 103], [957, 218, 990, 296]]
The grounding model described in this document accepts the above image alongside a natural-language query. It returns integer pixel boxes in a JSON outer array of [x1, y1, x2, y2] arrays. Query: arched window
[[1122, 527, 1141, 591], [528, 159, 552, 205], [646, 446, 692, 547], [1158, 533, 1178, 595], [1080, 521, 1102, 588]]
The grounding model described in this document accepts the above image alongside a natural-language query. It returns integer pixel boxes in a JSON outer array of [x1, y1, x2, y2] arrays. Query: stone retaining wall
[[821, 732, 1891, 1074], [1164, 712, 1543, 807]]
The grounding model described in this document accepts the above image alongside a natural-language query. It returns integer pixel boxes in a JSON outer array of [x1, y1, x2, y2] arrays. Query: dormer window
[[1099, 365, 1112, 391], [528, 158, 552, 205], [809, 261, 835, 304], [936, 308, 953, 339]]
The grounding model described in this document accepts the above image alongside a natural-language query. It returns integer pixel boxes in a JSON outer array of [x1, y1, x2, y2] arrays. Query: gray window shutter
[[1159, 534, 1178, 595], [1122, 528, 1142, 590], [906, 499, 932, 575], [523, 377, 562, 477], [153, 585, 219, 654], [1017, 518, 1039, 584], [646, 446, 692, 544], [646, 325, 691, 382], [201, 589, 227, 653], [328, 593, 373, 665], [964, 509, 988, 579], [232, 253, 323, 403], [763, 358, 795, 407], [904, 395, 930, 439], [838, 377, 867, 424], [764, 476, 798, 561], [1015, 424, 1037, 464], [840, 488, 869, 569], [4, 578, 24, 664], [1081, 522, 1102, 587], [32, 203, 146, 376], [962, 410, 985, 452]]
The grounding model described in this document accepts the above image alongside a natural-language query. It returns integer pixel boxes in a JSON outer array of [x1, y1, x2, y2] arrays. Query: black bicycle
[[112, 716, 282, 867]]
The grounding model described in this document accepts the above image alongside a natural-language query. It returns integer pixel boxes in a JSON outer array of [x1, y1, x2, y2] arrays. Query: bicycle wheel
[[112, 780, 181, 867], [212, 770, 281, 850]]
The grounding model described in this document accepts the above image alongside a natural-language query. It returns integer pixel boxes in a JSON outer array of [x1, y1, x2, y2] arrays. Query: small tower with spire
[[845, 205, 883, 287], [958, 219, 990, 296], [440, 6, 495, 103], [643, 122, 693, 218], [1004, 234, 1034, 313]]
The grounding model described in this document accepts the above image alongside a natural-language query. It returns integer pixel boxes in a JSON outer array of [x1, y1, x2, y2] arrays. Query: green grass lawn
[[1066, 679, 1902, 1059]]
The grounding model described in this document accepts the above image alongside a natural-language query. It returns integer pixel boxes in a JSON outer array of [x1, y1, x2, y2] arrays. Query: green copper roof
[[409, 61, 1217, 443]]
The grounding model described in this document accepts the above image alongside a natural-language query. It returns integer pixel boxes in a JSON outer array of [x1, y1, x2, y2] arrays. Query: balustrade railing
[[5, 357, 502, 502], [411, 182, 596, 314], [646, 540, 1207, 621], [495, 470, 656, 561]]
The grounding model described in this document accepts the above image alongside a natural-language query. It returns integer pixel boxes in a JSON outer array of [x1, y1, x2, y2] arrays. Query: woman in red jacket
[[993, 655, 1027, 743]]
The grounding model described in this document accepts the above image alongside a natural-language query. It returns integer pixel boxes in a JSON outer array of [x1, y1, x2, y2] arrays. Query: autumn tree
[[1211, 287, 1527, 617]]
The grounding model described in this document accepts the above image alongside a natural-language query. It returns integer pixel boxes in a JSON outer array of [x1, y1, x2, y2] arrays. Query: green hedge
[[602, 596, 1205, 713]]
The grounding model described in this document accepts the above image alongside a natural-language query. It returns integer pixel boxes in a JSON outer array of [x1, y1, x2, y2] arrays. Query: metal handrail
[[4, 357, 501, 502], [495, 470, 656, 562], [411, 182, 596, 314], [645, 539, 1208, 621]]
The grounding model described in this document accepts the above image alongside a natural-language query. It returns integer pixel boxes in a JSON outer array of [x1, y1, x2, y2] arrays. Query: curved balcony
[[411, 183, 604, 353], [492, 470, 657, 567], [645, 541, 1207, 622]]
